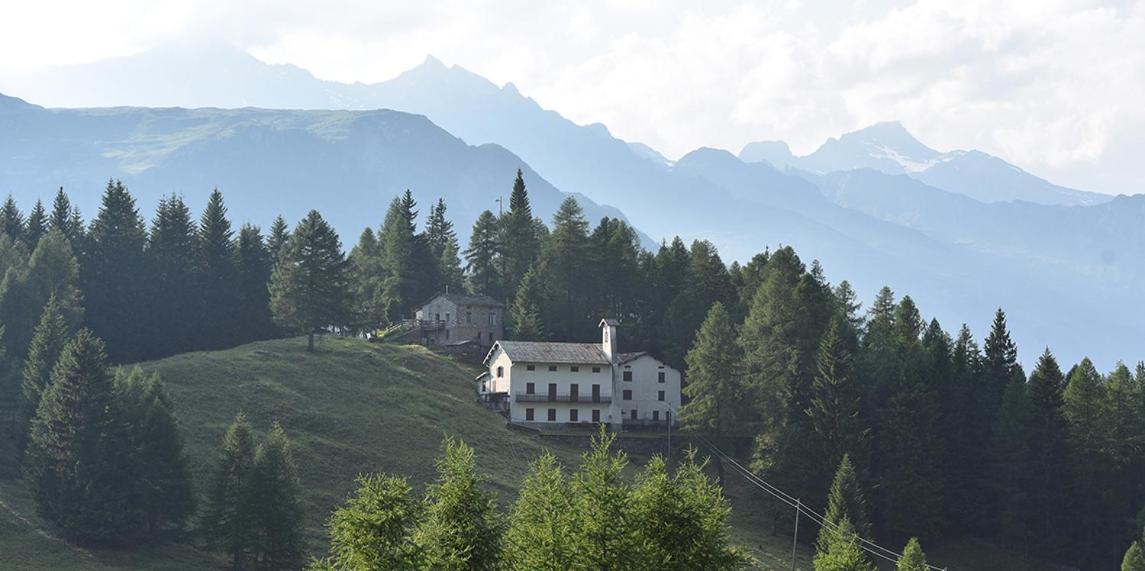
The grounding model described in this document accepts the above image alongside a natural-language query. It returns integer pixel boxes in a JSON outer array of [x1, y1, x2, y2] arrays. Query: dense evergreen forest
[[1, 172, 1144, 569]]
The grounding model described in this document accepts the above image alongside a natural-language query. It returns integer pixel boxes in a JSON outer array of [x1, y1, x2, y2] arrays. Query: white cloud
[[0, 0, 1141, 193]]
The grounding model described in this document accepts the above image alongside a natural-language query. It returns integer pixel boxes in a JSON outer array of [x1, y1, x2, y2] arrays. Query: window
[[570, 409, 579, 422], [477, 332, 482, 341], [623, 371, 632, 382], [548, 365, 557, 372], [623, 389, 632, 401], [481, 382, 487, 392], [570, 384, 579, 402], [489, 331, 495, 341], [571, 366, 580, 373], [445, 312, 450, 322], [591, 384, 601, 402], [658, 390, 665, 401], [548, 383, 557, 400], [466, 311, 472, 324], [527, 365, 535, 371], [592, 366, 601, 373], [525, 408, 534, 421], [658, 372, 665, 383], [488, 312, 495, 325], [496, 366, 503, 378], [547, 409, 557, 422], [526, 382, 535, 395], [435, 312, 441, 321], [592, 409, 601, 422], [630, 409, 638, 420], [445, 330, 450, 340], [653, 410, 660, 421]]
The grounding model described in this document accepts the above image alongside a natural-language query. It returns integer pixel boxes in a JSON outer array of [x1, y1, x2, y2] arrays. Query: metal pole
[[791, 498, 801, 571]]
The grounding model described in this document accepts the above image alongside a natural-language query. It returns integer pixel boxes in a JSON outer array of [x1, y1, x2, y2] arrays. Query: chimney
[[600, 318, 619, 363]]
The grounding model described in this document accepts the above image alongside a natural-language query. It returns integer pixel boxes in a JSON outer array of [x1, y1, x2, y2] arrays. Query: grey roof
[[600, 318, 620, 326], [618, 351, 648, 364], [420, 292, 504, 308], [491, 341, 611, 365]]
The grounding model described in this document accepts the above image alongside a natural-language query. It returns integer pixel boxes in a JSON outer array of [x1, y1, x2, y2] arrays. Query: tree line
[[677, 248, 1145, 569]]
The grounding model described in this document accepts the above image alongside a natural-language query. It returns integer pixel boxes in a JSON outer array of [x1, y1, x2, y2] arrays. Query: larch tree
[[807, 318, 870, 487], [817, 454, 871, 552], [569, 429, 642, 571], [1123, 540, 1145, 571], [464, 210, 502, 298], [235, 224, 275, 342], [25, 199, 47, 249], [269, 210, 351, 352], [509, 264, 545, 341], [680, 301, 746, 436], [503, 452, 575, 571], [203, 412, 257, 570], [348, 227, 387, 329], [813, 518, 873, 571], [536, 197, 591, 341], [1, 195, 24, 243], [249, 422, 305, 570], [321, 473, 423, 570], [415, 438, 502, 571], [17, 296, 73, 455], [896, 538, 928, 571]]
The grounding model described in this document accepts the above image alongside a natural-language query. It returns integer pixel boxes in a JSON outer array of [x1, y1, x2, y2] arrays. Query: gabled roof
[[419, 292, 504, 308], [486, 340, 610, 366], [618, 351, 648, 365]]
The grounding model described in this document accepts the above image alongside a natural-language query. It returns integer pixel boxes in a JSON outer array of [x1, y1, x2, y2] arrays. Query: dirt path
[[0, 494, 98, 562]]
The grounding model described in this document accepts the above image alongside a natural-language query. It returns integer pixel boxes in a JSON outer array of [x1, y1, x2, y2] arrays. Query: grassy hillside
[[0, 336, 1055, 569]]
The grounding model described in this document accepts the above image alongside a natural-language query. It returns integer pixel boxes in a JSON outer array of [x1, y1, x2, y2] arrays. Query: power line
[[696, 436, 947, 571]]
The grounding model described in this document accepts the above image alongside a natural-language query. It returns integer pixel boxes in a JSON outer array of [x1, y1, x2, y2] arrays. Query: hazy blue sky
[[1, 0, 1141, 194]]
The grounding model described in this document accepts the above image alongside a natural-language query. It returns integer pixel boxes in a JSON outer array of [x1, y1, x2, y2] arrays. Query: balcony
[[515, 393, 612, 404]]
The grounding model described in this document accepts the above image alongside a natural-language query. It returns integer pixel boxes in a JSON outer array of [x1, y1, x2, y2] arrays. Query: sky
[[0, 0, 1141, 194]]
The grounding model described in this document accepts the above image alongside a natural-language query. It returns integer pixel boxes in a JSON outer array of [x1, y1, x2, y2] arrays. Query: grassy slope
[[1, 336, 1052, 570]]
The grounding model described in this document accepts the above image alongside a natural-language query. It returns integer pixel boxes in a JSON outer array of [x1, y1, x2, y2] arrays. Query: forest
[[0, 172, 1143, 569]]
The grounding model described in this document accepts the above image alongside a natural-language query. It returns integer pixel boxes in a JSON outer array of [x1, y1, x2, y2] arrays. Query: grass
[[0, 335, 1059, 570]]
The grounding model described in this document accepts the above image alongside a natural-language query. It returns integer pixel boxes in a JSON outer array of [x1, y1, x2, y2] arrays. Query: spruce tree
[[1062, 358, 1116, 563], [203, 413, 257, 570], [349, 227, 387, 330], [24, 330, 136, 539], [587, 218, 644, 336], [83, 179, 147, 362], [268, 210, 351, 352], [235, 224, 274, 342], [813, 518, 873, 571], [147, 195, 198, 356], [1, 195, 24, 243], [503, 452, 574, 571], [983, 308, 1020, 408], [509, 264, 545, 340], [817, 454, 871, 552], [197, 189, 239, 348], [17, 297, 72, 454], [379, 192, 435, 321], [115, 367, 195, 532], [897, 538, 928, 571], [681, 301, 746, 435], [25, 199, 46, 249], [426, 198, 464, 294], [1024, 349, 1071, 552], [535, 197, 591, 341], [267, 215, 290, 264], [415, 438, 502, 571], [807, 318, 869, 482], [988, 373, 1034, 544], [322, 473, 423, 570], [50, 188, 79, 243], [464, 210, 502, 298], [249, 422, 305, 570], [498, 169, 541, 295]]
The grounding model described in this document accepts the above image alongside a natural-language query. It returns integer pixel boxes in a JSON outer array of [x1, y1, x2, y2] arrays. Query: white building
[[477, 318, 681, 428]]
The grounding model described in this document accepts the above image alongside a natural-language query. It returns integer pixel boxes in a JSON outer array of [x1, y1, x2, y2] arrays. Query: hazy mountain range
[[0, 44, 1141, 368]]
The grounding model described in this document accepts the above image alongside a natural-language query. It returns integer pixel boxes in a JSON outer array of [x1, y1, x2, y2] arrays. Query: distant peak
[[846, 120, 915, 141], [421, 54, 446, 69]]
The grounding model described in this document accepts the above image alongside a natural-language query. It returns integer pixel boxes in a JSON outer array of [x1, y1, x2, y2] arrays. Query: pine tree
[[17, 297, 73, 454], [235, 224, 275, 342], [503, 452, 574, 571], [197, 189, 239, 349], [146, 195, 198, 356], [1, 195, 24, 243], [498, 169, 541, 296], [25, 199, 47, 249], [24, 330, 136, 539], [681, 301, 747, 435], [569, 429, 641, 570], [249, 422, 305, 570], [897, 538, 928, 571], [203, 413, 257, 570], [415, 438, 502, 571], [509, 264, 545, 340], [322, 473, 423, 570], [817, 454, 871, 552], [83, 180, 148, 362], [464, 210, 502, 298], [269, 210, 351, 352], [114, 367, 195, 532], [807, 318, 870, 487], [426, 198, 464, 294]]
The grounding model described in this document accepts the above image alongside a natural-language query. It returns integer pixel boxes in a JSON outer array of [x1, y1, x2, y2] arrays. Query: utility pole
[[790, 498, 801, 571]]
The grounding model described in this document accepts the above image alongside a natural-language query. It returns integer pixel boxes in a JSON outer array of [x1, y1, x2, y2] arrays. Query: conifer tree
[[568, 429, 642, 570], [818, 454, 871, 552], [25, 199, 46, 249], [0, 228, 82, 359], [197, 189, 239, 348], [203, 413, 257, 570], [1024, 349, 1071, 552], [988, 373, 1034, 544], [147, 195, 198, 356], [943, 324, 987, 531], [24, 330, 135, 539], [464, 210, 501, 298], [1062, 358, 1116, 561], [681, 301, 746, 435], [807, 318, 870, 486], [587, 217, 643, 325], [1, 195, 24, 243], [1124, 540, 1145, 571], [379, 192, 434, 321], [322, 473, 423, 570], [249, 422, 305, 570], [17, 296, 72, 454], [813, 518, 873, 571], [660, 240, 735, 368], [897, 538, 928, 571], [498, 169, 541, 295], [348, 227, 387, 329], [426, 198, 464, 294], [509, 264, 545, 340], [536, 197, 591, 341], [235, 224, 275, 342], [115, 367, 195, 531], [50, 188, 79, 243], [983, 308, 1020, 407], [415, 438, 502, 571], [503, 452, 574, 571], [269, 210, 351, 351], [83, 180, 147, 362], [267, 215, 290, 264]]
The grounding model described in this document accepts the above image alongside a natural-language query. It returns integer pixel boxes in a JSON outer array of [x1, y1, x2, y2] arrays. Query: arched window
[[496, 366, 504, 378]]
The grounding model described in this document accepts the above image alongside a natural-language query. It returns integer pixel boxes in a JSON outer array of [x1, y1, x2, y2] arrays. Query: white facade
[[478, 319, 680, 428]]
